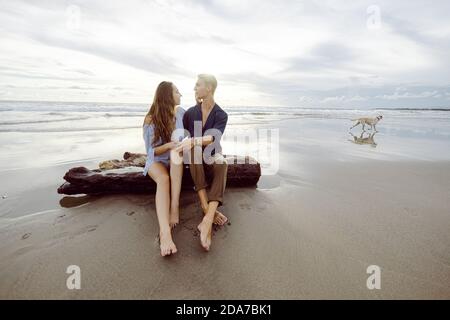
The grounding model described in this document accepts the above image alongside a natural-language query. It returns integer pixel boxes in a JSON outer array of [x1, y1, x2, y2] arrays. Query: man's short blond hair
[[198, 74, 217, 94]]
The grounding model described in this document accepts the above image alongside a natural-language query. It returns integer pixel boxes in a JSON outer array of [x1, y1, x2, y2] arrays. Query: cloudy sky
[[0, 0, 449, 108]]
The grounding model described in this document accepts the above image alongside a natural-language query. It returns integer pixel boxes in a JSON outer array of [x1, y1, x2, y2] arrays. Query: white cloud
[[376, 90, 440, 100], [0, 0, 449, 107]]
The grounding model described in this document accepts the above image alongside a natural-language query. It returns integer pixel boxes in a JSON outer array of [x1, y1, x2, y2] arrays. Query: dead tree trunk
[[57, 152, 261, 195]]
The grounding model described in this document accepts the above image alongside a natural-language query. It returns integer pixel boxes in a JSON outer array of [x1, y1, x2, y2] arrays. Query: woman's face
[[172, 85, 182, 106]]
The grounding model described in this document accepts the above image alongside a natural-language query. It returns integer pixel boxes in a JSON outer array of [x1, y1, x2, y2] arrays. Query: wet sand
[[1, 117, 450, 299]]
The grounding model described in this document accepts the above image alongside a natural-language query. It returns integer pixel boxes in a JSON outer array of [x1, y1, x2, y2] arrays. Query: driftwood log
[[57, 152, 261, 195]]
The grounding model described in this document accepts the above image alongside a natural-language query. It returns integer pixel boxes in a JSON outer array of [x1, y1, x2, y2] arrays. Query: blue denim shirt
[[142, 107, 185, 176]]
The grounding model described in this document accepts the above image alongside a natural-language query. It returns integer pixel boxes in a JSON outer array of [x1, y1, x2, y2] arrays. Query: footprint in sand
[[239, 203, 251, 210], [74, 225, 98, 236], [86, 225, 98, 232], [53, 214, 67, 226], [21, 233, 31, 240], [126, 211, 135, 216]]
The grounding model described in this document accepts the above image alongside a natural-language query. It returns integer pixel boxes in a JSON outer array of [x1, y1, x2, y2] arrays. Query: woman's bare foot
[[201, 205, 228, 226], [159, 231, 177, 256], [169, 202, 179, 229], [197, 217, 213, 251]]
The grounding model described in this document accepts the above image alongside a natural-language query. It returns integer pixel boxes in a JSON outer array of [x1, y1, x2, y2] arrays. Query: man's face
[[194, 79, 209, 100]]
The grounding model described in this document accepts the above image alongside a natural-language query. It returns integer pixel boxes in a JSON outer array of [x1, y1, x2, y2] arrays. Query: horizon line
[[0, 99, 449, 110]]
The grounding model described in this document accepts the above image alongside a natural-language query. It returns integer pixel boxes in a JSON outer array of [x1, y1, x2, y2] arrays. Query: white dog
[[350, 115, 383, 131]]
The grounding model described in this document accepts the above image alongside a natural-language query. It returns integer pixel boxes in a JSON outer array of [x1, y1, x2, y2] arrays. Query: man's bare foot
[[197, 217, 213, 251], [159, 231, 177, 256], [214, 211, 228, 226], [169, 203, 179, 229], [201, 205, 228, 226]]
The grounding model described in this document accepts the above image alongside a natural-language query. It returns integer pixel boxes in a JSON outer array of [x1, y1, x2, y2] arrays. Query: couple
[[142, 74, 229, 256]]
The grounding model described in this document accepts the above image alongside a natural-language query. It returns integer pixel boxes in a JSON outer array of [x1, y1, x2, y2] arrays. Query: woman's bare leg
[[148, 162, 177, 256], [169, 150, 183, 228]]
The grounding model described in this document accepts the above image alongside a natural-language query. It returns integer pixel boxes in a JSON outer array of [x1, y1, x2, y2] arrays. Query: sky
[[0, 0, 450, 108]]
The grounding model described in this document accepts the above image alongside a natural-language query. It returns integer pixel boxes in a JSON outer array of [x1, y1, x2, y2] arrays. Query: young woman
[[142, 81, 185, 257]]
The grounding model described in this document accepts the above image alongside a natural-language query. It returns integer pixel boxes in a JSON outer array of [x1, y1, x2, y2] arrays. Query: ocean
[[1, 100, 450, 132], [1, 100, 450, 172]]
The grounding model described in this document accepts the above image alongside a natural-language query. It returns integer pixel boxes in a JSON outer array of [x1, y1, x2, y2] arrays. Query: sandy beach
[[1, 112, 450, 299]]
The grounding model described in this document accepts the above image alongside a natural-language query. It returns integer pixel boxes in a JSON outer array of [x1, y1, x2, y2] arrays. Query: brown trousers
[[189, 147, 228, 207]]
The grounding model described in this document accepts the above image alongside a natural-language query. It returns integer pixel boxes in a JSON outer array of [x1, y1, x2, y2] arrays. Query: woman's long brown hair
[[143, 81, 176, 146]]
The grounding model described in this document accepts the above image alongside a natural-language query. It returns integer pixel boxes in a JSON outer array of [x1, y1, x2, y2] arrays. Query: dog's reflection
[[348, 131, 378, 148]]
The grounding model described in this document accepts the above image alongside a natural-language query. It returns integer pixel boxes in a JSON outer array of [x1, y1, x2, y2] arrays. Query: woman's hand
[[174, 137, 193, 153], [165, 141, 180, 150], [154, 141, 179, 156]]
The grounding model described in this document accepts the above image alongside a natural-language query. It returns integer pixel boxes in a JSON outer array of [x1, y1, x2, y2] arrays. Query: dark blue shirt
[[183, 102, 228, 155]]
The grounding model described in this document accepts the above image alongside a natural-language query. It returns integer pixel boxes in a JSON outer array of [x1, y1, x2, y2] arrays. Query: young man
[[179, 74, 228, 251]]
